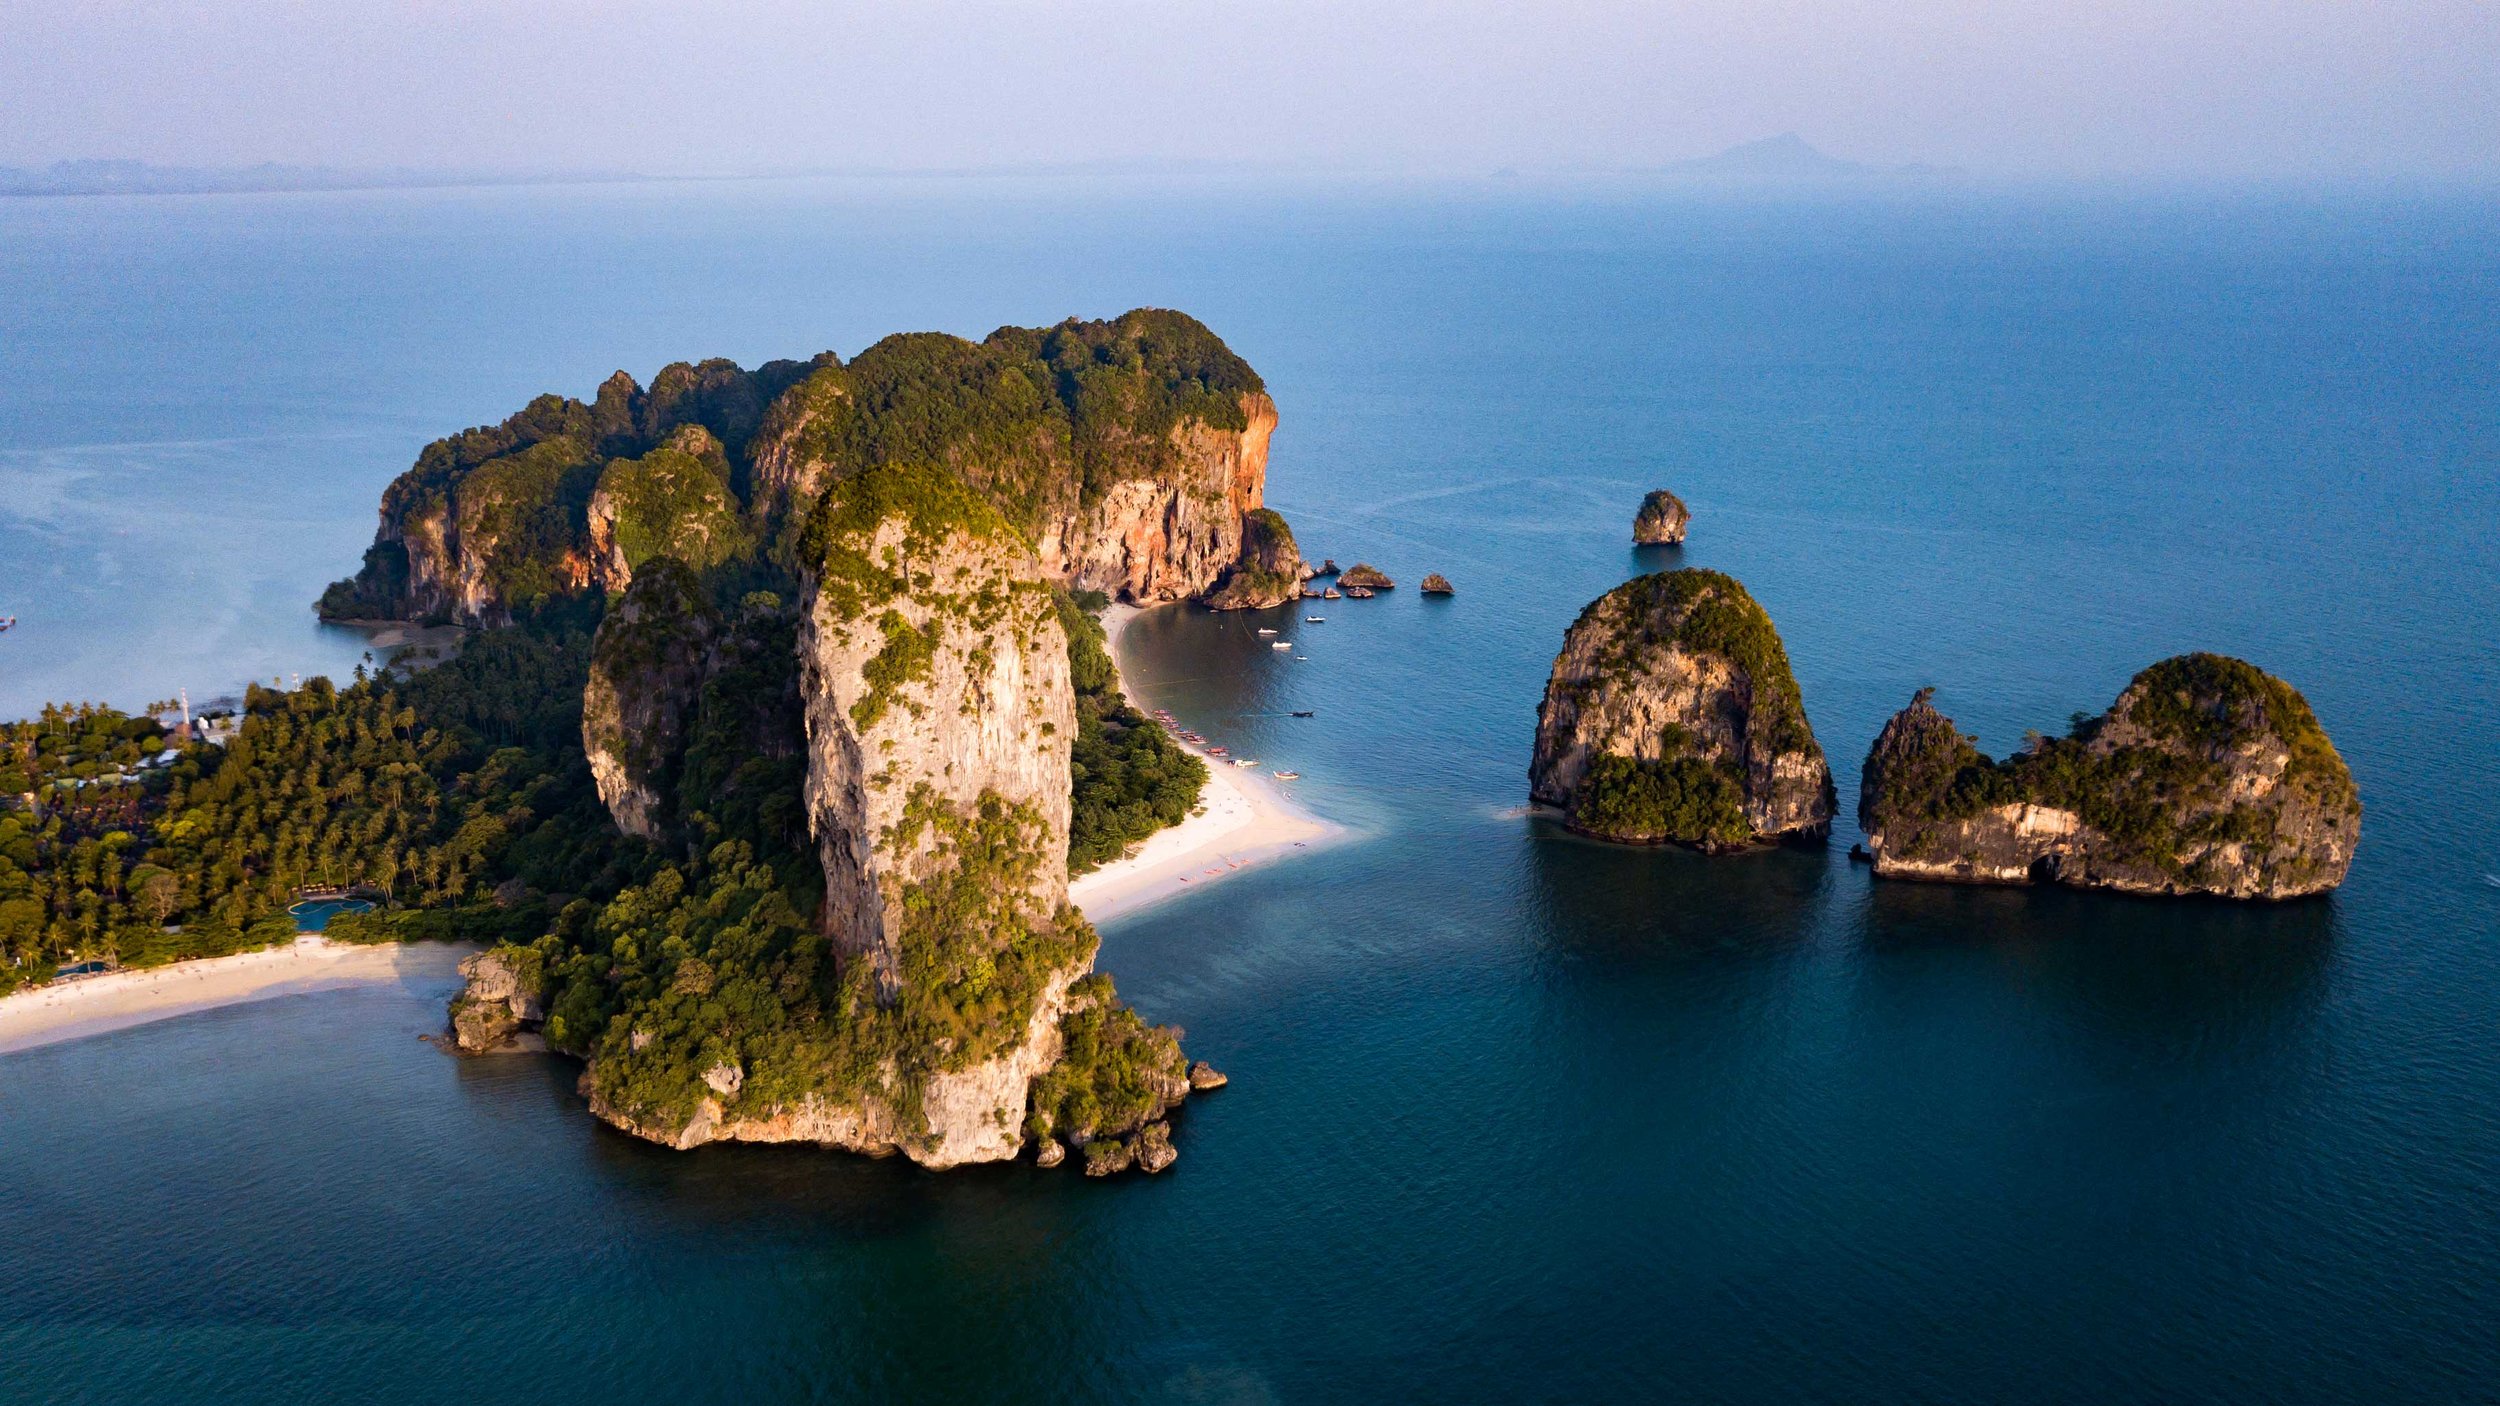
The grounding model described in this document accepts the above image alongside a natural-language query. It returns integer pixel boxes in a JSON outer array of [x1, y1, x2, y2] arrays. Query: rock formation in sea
[[449, 948, 547, 1052], [1338, 563, 1394, 591], [412, 310, 1270, 1173], [1529, 568, 1834, 847], [581, 558, 720, 840], [1634, 489, 1690, 545], [1204, 508, 1308, 610], [323, 309, 1294, 624], [1858, 656, 2360, 899], [1420, 573, 1455, 595]]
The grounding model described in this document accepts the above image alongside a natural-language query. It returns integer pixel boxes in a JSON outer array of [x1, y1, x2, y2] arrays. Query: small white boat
[[1304, 616, 1325, 623], [1233, 758, 1260, 768], [1271, 641, 1292, 650], [1272, 770, 1301, 780], [1294, 654, 1308, 661], [1256, 627, 1277, 635]]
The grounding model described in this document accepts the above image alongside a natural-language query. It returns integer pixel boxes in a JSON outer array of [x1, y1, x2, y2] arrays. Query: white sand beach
[[0, 937, 472, 1055], [1068, 604, 1346, 925]]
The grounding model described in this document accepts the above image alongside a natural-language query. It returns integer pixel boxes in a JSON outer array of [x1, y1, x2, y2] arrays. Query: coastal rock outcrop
[[1858, 656, 2360, 899], [1529, 569, 1833, 847], [581, 558, 721, 840], [449, 946, 548, 1052], [1133, 1122, 1178, 1174], [1338, 563, 1394, 591], [1633, 490, 1690, 545], [1420, 573, 1455, 595], [1204, 508, 1308, 610]]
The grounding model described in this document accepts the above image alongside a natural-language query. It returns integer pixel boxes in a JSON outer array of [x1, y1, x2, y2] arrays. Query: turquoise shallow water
[[1, 180, 2495, 1402]]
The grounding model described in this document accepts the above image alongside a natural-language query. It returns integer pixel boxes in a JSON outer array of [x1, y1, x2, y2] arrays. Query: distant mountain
[[1656, 134, 1958, 180], [0, 160, 640, 198]]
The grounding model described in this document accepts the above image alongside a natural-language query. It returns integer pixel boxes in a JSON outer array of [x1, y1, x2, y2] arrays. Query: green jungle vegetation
[[1569, 751, 1752, 848], [1578, 569, 1815, 757], [596, 429, 753, 576], [1026, 973, 1188, 1144], [1860, 656, 2358, 878], [0, 612, 613, 994]]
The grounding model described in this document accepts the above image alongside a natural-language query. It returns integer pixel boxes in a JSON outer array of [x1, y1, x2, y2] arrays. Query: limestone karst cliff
[[796, 461, 1077, 1009], [1858, 656, 2360, 899], [1634, 490, 1691, 545], [323, 309, 1292, 625], [449, 947, 547, 1053], [1530, 569, 1833, 846], [580, 558, 721, 841], [443, 464, 1201, 1171]]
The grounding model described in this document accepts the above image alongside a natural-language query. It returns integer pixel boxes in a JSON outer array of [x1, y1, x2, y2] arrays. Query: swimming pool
[[286, 899, 376, 933]]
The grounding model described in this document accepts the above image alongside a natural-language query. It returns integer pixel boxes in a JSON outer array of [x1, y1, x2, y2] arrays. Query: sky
[[2, 0, 2493, 181]]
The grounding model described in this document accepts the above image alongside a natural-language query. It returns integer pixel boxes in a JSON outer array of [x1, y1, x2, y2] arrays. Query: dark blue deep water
[[2, 180, 2495, 1402]]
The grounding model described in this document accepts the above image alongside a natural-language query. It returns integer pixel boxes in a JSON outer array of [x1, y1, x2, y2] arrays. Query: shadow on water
[[1521, 813, 1837, 961], [1628, 541, 1685, 579], [1849, 875, 2340, 1063], [1513, 818, 1839, 1093]]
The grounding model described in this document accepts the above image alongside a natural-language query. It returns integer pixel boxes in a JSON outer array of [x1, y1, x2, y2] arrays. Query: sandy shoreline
[[0, 937, 473, 1056], [1068, 603, 1346, 925]]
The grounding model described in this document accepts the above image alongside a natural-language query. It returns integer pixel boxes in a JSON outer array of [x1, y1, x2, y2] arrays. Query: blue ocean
[[2, 178, 2495, 1402]]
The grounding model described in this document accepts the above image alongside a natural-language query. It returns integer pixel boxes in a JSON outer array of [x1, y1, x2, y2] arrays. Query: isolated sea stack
[[1633, 490, 1690, 545], [1420, 573, 1454, 595], [1529, 569, 1833, 847], [1339, 563, 1394, 591], [1858, 655, 2360, 899]]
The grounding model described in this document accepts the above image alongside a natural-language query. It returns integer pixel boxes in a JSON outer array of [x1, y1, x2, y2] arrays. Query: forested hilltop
[[8, 308, 1275, 1174], [318, 307, 1298, 626]]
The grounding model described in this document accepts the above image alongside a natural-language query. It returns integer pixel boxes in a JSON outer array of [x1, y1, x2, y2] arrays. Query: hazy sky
[[4, 1, 2493, 179]]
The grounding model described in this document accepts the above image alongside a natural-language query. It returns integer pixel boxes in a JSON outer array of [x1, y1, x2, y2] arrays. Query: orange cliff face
[[1033, 391, 1282, 605]]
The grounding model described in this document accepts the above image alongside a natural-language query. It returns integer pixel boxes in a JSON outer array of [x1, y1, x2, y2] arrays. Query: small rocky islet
[[1533, 508, 2360, 897], [1530, 569, 1833, 848], [1633, 489, 1691, 545], [1858, 658, 2359, 899]]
